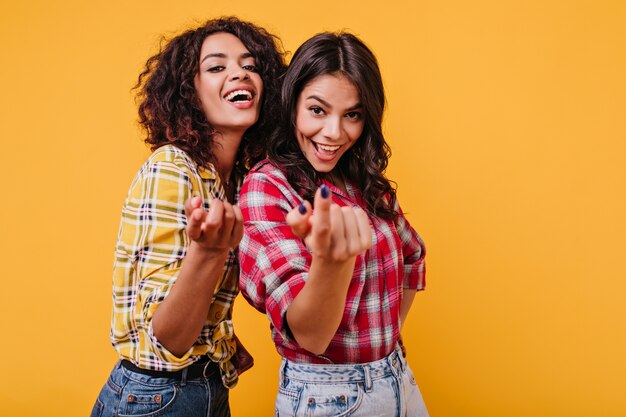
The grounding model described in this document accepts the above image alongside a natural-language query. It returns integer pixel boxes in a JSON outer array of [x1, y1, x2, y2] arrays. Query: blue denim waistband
[[280, 344, 406, 386]]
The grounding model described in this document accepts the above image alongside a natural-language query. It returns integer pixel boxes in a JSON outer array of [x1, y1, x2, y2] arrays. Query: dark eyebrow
[[306, 95, 362, 111], [201, 52, 255, 64]]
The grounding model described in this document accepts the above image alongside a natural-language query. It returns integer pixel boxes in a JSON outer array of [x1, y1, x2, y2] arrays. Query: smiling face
[[294, 74, 365, 173], [194, 32, 263, 136]]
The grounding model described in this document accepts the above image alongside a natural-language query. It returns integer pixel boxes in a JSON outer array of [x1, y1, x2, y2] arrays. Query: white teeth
[[317, 143, 341, 152], [225, 89, 253, 102]]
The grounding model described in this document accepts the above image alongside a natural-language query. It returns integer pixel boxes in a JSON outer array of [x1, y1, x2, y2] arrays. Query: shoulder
[[140, 145, 216, 181], [147, 145, 194, 170], [248, 159, 286, 178], [241, 159, 302, 208], [244, 159, 290, 189]]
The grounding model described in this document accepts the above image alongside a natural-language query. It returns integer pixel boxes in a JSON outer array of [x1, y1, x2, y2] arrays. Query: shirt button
[[214, 312, 222, 320]]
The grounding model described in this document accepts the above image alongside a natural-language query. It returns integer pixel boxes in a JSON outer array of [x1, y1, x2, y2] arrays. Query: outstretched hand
[[286, 185, 372, 262], [184, 197, 244, 253]]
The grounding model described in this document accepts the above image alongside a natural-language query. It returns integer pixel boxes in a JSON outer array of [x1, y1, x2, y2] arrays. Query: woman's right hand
[[153, 196, 243, 356], [184, 197, 244, 253], [284, 185, 373, 354], [286, 185, 372, 263]]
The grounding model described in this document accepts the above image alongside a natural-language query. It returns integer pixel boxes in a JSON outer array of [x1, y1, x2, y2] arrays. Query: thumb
[[286, 201, 313, 239]]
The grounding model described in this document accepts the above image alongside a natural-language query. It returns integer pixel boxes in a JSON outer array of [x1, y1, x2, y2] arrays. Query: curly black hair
[[134, 16, 286, 170], [268, 32, 398, 219]]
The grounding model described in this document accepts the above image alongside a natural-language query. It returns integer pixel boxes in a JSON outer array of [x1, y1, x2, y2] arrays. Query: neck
[[212, 130, 244, 183], [327, 170, 347, 194]]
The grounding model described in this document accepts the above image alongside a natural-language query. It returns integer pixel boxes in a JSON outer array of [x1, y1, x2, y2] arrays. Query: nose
[[322, 117, 342, 141], [229, 67, 250, 81]]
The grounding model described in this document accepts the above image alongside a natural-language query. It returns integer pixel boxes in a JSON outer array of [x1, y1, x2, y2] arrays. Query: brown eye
[[309, 106, 324, 115], [242, 64, 259, 72], [345, 111, 362, 120]]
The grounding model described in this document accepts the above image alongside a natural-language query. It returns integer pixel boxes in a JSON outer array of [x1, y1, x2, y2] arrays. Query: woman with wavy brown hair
[[91, 17, 285, 417], [239, 32, 429, 416]]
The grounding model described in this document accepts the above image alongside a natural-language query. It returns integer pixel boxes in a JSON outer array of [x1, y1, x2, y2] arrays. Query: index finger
[[184, 196, 203, 219], [205, 198, 225, 229]]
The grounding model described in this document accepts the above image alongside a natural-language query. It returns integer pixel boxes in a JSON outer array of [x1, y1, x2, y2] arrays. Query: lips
[[222, 87, 256, 110], [224, 89, 254, 102], [315, 143, 340, 152], [223, 88, 255, 102], [308, 138, 344, 162]]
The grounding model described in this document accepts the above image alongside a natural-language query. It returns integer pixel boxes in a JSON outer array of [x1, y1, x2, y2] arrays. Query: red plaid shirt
[[238, 160, 426, 364]]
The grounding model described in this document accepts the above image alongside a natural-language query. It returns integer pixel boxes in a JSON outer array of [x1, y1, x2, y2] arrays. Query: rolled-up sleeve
[[394, 200, 426, 291], [238, 171, 310, 345], [112, 159, 196, 365]]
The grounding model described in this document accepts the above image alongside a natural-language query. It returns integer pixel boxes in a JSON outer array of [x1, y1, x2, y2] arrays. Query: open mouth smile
[[224, 89, 255, 103], [309, 139, 343, 158]]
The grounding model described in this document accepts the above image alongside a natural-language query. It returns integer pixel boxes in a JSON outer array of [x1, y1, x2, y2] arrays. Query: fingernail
[[320, 185, 329, 199], [298, 203, 307, 215]]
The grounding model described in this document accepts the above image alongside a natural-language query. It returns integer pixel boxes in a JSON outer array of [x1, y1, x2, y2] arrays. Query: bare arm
[[285, 187, 372, 355], [400, 289, 417, 330], [152, 197, 243, 357]]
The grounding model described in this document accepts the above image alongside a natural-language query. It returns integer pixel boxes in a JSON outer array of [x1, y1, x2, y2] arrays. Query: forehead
[[300, 74, 360, 104], [200, 32, 251, 56]]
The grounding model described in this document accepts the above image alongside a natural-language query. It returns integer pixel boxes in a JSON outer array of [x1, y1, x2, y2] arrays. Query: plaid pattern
[[239, 160, 425, 364], [110, 145, 240, 388]]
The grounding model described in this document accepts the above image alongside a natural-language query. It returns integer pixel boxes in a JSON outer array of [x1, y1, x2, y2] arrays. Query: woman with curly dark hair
[[91, 17, 285, 417], [239, 32, 429, 416]]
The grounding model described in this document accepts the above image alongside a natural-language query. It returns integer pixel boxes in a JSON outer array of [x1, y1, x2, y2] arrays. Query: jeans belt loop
[[203, 360, 210, 378], [396, 348, 406, 373], [388, 352, 400, 379], [363, 365, 373, 393], [279, 359, 288, 388], [180, 366, 188, 386]]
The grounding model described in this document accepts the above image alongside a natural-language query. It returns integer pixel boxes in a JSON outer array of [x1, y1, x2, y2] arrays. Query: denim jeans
[[90, 361, 229, 417], [275, 345, 428, 417]]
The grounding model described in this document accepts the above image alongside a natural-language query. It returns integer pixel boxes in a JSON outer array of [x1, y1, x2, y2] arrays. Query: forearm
[[286, 256, 355, 355], [152, 242, 229, 357], [399, 288, 417, 330]]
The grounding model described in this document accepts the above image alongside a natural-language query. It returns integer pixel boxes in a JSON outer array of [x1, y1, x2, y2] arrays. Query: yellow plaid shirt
[[110, 145, 240, 388]]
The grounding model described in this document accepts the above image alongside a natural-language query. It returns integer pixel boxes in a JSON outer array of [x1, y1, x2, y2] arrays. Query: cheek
[[295, 112, 316, 137], [196, 76, 220, 101], [347, 123, 365, 143], [254, 74, 264, 99]]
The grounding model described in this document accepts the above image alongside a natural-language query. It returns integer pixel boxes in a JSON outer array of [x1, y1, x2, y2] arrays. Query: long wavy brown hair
[[135, 17, 286, 171], [268, 32, 398, 219]]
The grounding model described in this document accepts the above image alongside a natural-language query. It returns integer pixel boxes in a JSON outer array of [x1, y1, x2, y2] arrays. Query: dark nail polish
[[320, 185, 329, 199], [298, 203, 307, 215]]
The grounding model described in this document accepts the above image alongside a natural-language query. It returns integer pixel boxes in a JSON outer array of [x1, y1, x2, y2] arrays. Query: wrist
[[188, 241, 230, 260]]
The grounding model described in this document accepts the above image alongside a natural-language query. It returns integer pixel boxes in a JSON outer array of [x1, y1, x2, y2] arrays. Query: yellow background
[[1, 0, 625, 416]]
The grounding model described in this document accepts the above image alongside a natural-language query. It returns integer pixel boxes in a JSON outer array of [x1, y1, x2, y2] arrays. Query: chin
[[309, 161, 336, 173]]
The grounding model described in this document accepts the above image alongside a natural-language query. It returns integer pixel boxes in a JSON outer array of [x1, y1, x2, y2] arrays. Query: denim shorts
[[275, 345, 428, 417], [90, 361, 229, 417]]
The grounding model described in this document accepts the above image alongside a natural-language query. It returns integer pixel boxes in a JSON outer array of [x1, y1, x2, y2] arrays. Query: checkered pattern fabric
[[110, 145, 240, 388], [239, 160, 425, 364]]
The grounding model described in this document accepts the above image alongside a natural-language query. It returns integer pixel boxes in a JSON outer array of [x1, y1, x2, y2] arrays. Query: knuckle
[[333, 242, 347, 258], [316, 224, 330, 235], [348, 242, 360, 255]]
